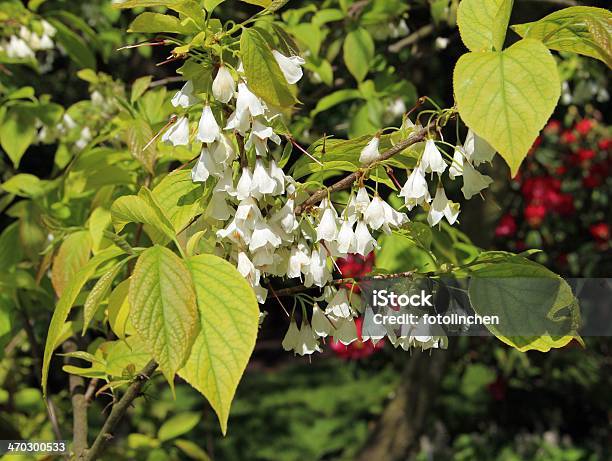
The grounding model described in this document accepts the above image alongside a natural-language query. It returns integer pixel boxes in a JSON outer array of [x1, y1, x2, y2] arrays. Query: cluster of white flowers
[[0, 21, 56, 60], [163, 45, 496, 354]]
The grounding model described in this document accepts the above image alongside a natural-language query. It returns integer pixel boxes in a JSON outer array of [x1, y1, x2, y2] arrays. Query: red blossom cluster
[[329, 254, 384, 360]]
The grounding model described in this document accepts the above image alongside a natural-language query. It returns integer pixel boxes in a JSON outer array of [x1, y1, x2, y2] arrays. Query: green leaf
[[152, 170, 206, 233], [51, 231, 93, 298], [457, 0, 514, 51], [129, 12, 189, 34], [125, 118, 157, 174], [158, 412, 201, 441], [343, 28, 374, 82], [311, 89, 363, 117], [131, 75, 153, 103], [240, 28, 297, 108], [115, 0, 206, 29], [129, 246, 198, 388], [179, 254, 259, 435], [0, 222, 23, 269], [204, 0, 225, 12], [105, 336, 151, 377], [511, 6, 612, 68], [108, 279, 136, 339], [1, 174, 50, 198], [42, 247, 125, 396], [174, 439, 212, 461], [468, 257, 581, 352], [82, 261, 126, 335], [47, 18, 96, 69], [110, 191, 175, 244], [240, 0, 288, 10], [453, 38, 560, 176], [0, 106, 37, 167]]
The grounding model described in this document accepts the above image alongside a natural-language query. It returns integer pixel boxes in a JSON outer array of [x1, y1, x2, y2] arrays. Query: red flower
[[524, 204, 547, 227], [561, 130, 577, 144], [487, 376, 507, 401], [555, 165, 567, 176], [495, 214, 517, 238], [521, 176, 561, 203], [598, 138, 611, 150], [575, 119, 594, 136], [553, 194, 574, 216], [577, 149, 595, 163], [583, 162, 609, 189], [330, 317, 385, 360], [589, 223, 610, 242], [544, 119, 561, 134], [336, 253, 375, 293]]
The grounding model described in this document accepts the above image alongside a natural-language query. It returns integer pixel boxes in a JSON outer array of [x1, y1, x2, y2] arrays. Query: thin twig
[[294, 121, 434, 215], [62, 339, 88, 458], [81, 360, 158, 461], [389, 24, 435, 53]]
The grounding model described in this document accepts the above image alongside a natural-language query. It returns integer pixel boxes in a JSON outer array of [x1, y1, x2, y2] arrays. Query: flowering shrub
[[494, 113, 611, 276]]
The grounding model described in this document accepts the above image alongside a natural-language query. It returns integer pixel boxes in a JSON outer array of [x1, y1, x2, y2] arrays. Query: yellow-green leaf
[[152, 169, 205, 233], [468, 257, 581, 352], [51, 231, 93, 297], [42, 247, 125, 396], [0, 106, 37, 168], [179, 254, 259, 435], [343, 28, 374, 82], [82, 260, 128, 335], [457, 0, 514, 51], [511, 6, 612, 68], [453, 38, 560, 176], [108, 279, 136, 338], [240, 28, 297, 108], [129, 246, 198, 388]]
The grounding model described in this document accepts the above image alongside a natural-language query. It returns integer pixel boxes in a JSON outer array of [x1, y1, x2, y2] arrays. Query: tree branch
[[388, 24, 435, 54], [62, 339, 88, 458], [274, 271, 415, 297], [294, 122, 434, 215], [81, 360, 158, 461]]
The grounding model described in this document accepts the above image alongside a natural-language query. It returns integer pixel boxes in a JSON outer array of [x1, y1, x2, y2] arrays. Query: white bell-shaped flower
[[235, 197, 263, 223], [269, 160, 286, 195], [326, 288, 353, 318], [364, 195, 386, 230], [217, 216, 251, 245], [246, 119, 282, 157], [399, 167, 430, 207], [282, 320, 300, 352], [354, 187, 371, 214], [359, 135, 381, 165], [428, 185, 449, 226], [161, 116, 190, 146], [212, 65, 235, 103], [215, 168, 235, 195], [251, 159, 277, 195], [420, 139, 447, 174], [444, 201, 460, 225], [304, 246, 332, 287], [296, 322, 321, 356], [205, 193, 233, 221], [225, 109, 251, 136], [197, 105, 221, 143], [316, 201, 339, 242], [235, 167, 254, 200], [332, 317, 358, 345], [462, 161, 493, 199], [382, 201, 408, 228], [354, 221, 377, 256], [249, 219, 282, 252], [464, 129, 496, 165], [287, 243, 311, 279], [237, 251, 260, 287], [312, 303, 334, 338], [171, 80, 197, 108], [449, 146, 465, 179], [272, 50, 305, 84], [337, 220, 356, 254], [272, 199, 297, 234], [236, 82, 265, 117], [210, 134, 236, 165], [192, 147, 220, 182], [6, 36, 33, 59]]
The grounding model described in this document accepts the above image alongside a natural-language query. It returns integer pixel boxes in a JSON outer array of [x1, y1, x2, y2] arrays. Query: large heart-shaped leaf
[[454, 38, 560, 175], [512, 6, 612, 68], [129, 246, 198, 388], [179, 254, 259, 435]]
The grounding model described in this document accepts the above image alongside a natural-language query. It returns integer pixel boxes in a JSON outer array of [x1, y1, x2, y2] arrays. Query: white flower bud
[[449, 147, 465, 179], [212, 65, 235, 103], [251, 159, 277, 195], [197, 105, 220, 143], [337, 220, 356, 254], [359, 136, 381, 165], [364, 195, 386, 230], [354, 221, 377, 256], [421, 139, 447, 174], [192, 147, 220, 182], [399, 167, 430, 207], [282, 320, 300, 352], [316, 204, 339, 242], [171, 80, 197, 108], [354, 187, 371, 214], [236, 167, 253, 200], [311, 303, 333, 338], [296, 322, 321, 355], [236, 82, 265, 117]]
